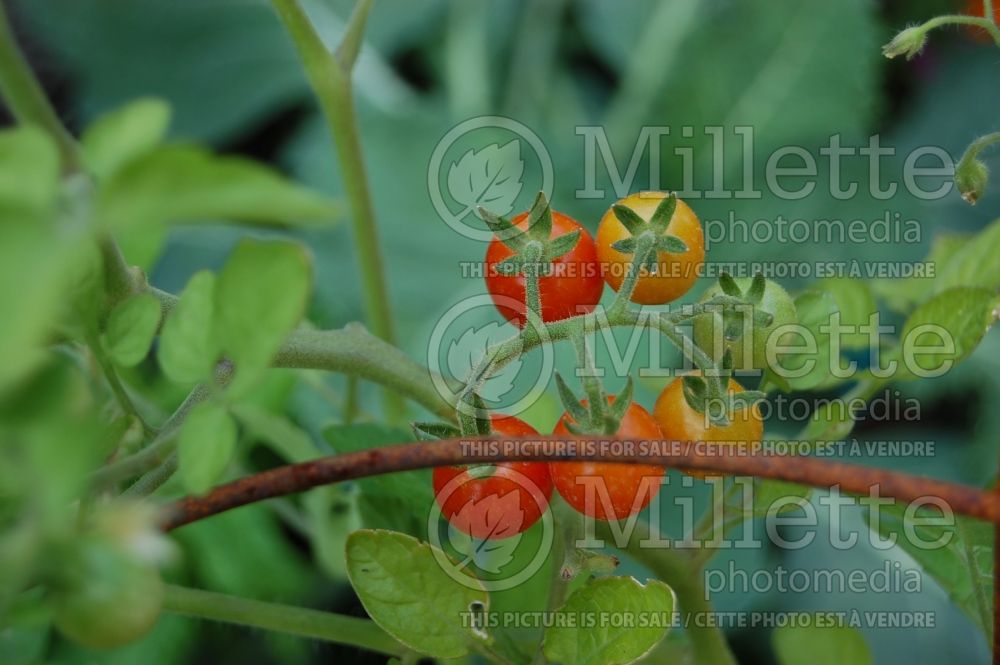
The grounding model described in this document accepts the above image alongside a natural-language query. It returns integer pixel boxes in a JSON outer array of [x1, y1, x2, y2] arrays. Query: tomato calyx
[[479, 191, 581, 277], [608, 192, 688, 274], [554, 370, 634, 436], [677, 370, 766, 428]]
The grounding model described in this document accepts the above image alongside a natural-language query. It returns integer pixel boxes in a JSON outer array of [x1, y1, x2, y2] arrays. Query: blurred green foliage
[[2, 0, 999, 663]]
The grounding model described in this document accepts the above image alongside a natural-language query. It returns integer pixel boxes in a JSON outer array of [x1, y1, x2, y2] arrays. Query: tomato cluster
[[436, 191, 773, 539], [484, 191, 707, 324]]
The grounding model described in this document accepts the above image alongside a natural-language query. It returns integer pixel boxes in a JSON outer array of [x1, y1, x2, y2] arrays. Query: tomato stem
[[0, 1, 80, 171], [162, 584, 406, 657], [270, 0, 404, 422]]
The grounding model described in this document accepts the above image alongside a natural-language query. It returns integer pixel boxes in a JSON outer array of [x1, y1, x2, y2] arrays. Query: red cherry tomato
[[550, 400, 665, 521], [433, 415, 553, 540], [485, 209, 604, 325]]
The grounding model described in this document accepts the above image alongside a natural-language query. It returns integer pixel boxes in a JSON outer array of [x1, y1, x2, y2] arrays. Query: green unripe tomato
[[693, 277, 797, 372], [52, 540, 164, 649]]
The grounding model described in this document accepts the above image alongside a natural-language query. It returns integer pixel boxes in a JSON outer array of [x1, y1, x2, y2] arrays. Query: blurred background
[[2, 0, 998, 663]]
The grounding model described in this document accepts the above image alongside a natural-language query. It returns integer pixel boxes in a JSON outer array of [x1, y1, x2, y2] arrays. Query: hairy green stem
[[269, 0, 402, 421], [162, 584, 405, 657], [597, 520, 737, 665], [88, 334, 154, 437], [91, 363, 233, 489], [608, 232, 656, 316], [0, 0, 80, 170], [921, 14, 1000, 46]]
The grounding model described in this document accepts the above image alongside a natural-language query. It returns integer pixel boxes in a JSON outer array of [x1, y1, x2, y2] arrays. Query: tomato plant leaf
[[866, 502, 993, 641], [894, 287, 999, 380], [214, 239, 312, 394], [542, 577, 675, 665], [773, 623, 871, 665], [323, 424, 431, 538], [814, 277, 876, 350], [525, 190, 552, 241], [233, 404, 359, 580], [934, 218, 1000, 294], [346, 530, 489, 659], [159, 270, 217, 384], [776, 290, 838, 391], [97, 144, 339, 229], [177, 401, 237, 495], [81, 98, 171, 180], [103, 293, 161, 367], [0, 126, 60, 214]]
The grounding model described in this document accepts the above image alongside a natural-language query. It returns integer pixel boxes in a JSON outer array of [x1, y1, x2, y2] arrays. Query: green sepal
[[718, 272, 742, 297], [656, 234, 687, 254], [472, 393, 492, 436], [526, 190, 553, 241], [611, 204, 646, 235], [611, 237, 637, 254], [746, 272, 766, 303], [554, 371, 589, 424], [541, 230, 580, 262], [681, 375, 707, 414], [607, 377, 634, 422], [479, 207, 529, 252], [648, 193, 677, 234], [412, 422, 462, 441]]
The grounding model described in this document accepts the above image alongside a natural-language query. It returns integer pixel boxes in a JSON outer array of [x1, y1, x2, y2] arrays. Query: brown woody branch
[[161, 436, 1000, 530]]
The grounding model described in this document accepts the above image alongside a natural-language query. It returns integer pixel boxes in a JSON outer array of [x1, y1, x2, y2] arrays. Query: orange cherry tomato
[[653, 374, 763, 478], [595, 191, 704, 305]]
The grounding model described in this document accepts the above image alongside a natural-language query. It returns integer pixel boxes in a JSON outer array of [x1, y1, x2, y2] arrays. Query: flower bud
[[882, 26, 928, 60], [955, 156, 989, 204]]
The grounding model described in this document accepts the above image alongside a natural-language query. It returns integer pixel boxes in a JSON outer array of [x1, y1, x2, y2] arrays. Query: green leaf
[[801, 401, 855, 441], [776, 290, 838, 391], [543, 577, 675, 665], [214, 239, 312, 393], [346, 530, 489, 659], [935, 218, 1000, 294], [871, 234, 967, 314], [323, 424, 431, 538], [0, 126, 60, 214], [177, 401, 237, 495], [81, 98, 171, 180], [814, 277, 876, 350], [895, 287, 998, 380], [866, 504, 993, 641], [773, 623, 871, 665], [233, 404, 358, 579], [97, 144, 339, 229], [103, 293, 161, 367], [727, 477, 812, 519], [159, 270, 218, 384]]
